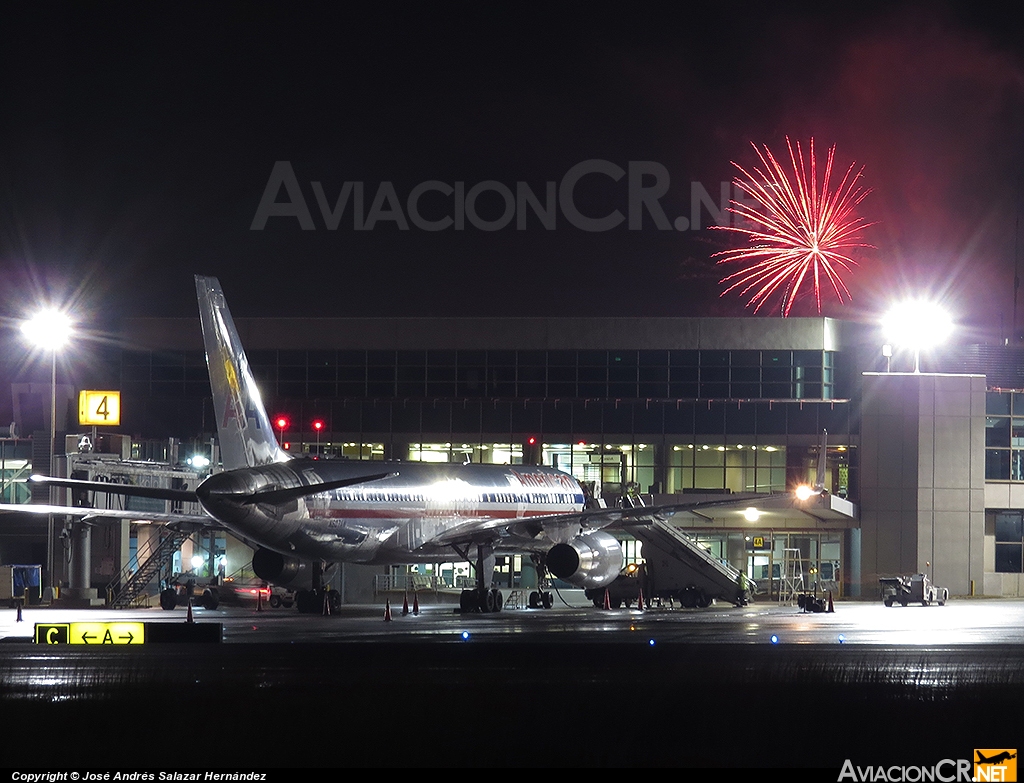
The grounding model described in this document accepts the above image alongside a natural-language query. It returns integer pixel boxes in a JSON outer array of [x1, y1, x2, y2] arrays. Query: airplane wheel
[[481, 588, 495, 613], [491, 589, 502, 612], [296, 589, 318, 614], [884, 596, 893, 607], [328, 591, 341, 611], [696, 591, 712, 608], [269, 594, 282, 609], [160, 588, 177, 610], [459, 590, 477, 613], [202, 589, 219, 610], [900, 600, 908, 607], [542, 591, 553, 609], [529, 591, 541, 609]]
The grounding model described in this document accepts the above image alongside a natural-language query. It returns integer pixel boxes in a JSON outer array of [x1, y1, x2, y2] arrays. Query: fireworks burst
[[713, 137, 873, 316]]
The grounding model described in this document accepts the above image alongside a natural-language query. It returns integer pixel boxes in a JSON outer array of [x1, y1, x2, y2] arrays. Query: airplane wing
[[29, 472, 397, 506], [0, 502, 215, 527]]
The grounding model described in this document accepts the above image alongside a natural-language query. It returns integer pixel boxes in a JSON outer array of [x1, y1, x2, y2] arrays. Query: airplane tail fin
[[195, 275, 289, 470], [815, 430, 828, 492]]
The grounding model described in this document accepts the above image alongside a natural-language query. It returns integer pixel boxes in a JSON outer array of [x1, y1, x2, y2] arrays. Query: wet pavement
[[1, 597, 1022, 768]]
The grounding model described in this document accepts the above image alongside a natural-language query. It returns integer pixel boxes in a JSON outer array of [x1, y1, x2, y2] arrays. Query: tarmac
[[1, 596, 1022, 769]]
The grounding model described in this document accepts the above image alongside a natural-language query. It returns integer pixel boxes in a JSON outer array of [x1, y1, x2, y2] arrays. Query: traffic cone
[[16, 602, 22, 622], [637, 587, 645, 611], [384, 599, 392, 622], [827, 591, 835, 613], [412, 593, 420, 615], [402, 592, 410, 616], [603, 588, 611, 610], [186, 597, 195, 624]]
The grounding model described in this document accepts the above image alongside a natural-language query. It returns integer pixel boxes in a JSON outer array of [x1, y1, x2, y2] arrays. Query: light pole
[[312, 419, 324, 455], [274, 415, 289, 451], [21, 309, 72, 592]]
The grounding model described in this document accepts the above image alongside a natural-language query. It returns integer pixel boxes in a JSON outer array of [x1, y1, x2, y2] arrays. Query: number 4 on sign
[[78, 391, 121, 427]]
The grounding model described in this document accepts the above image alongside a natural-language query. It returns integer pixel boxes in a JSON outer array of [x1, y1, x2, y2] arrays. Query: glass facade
[[123, 348, 839, 403], [985, 391, 1024, 481]]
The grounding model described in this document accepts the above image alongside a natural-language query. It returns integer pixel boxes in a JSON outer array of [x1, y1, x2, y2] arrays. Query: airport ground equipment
[[585, 519, 754, 608], [879, 573, 948, 607], [797, 593, 827, 612], [107, 529, 190, 608], [0, 564, 41, 606]]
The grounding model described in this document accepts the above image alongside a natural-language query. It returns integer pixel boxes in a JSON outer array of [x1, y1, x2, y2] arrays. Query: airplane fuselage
[[196, 459, 586, 564]]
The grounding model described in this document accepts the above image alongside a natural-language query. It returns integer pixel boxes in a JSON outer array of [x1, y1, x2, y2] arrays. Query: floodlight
[[881, 301, 953, 373]]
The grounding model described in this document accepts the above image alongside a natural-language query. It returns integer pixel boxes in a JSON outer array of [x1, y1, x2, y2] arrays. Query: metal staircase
[[106, 529, 191, 608], [633, 518, 750, 607]]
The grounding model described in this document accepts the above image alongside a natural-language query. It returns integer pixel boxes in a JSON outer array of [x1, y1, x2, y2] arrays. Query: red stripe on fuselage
[[307, 507, 577, 520]]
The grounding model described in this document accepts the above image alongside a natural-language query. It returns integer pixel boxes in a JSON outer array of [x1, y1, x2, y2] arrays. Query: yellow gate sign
[[79, 390, 121, 426], [35, 622, 144, 645]]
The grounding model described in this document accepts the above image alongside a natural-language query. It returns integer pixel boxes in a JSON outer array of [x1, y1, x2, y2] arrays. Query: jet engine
[[252, 548, 311, 590], [546, 531, 623, 589]]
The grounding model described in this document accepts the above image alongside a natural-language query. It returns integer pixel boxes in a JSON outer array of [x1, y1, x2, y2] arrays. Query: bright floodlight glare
[[21, 309, 73, 350], [795, 485, 814, 501], [190, 555, 204, 570], [882, 301, 953, 351], [743, 507, 761, 522]]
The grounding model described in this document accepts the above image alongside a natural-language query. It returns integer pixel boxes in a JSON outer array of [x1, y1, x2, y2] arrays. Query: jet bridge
[[632, 519, 751, 607]]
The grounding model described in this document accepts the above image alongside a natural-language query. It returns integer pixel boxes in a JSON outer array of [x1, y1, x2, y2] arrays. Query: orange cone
[[637, 587, 645, 611], [603, 588, 611, 610], [384, 599, 392, 622], [402, 592, 410, 616], [15, 602, 22, 622], [827, 591, 835, 613], [412, 593, 420, 615], [186, 597, 195, 624]]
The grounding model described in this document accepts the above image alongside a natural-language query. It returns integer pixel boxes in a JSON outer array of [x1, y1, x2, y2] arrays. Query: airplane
[[7, 276, 830, 613], [977, 752, 1017, 765]]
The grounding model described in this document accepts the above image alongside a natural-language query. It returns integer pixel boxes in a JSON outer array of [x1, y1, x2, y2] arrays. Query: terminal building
[[4, 311, 1024, 602]]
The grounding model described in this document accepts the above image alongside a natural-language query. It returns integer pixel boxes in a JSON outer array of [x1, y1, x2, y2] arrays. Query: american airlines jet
[[11, 276, 824, 613]]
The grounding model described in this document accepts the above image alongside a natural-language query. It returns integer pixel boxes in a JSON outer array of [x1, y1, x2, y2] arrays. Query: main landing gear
[[294, 561, 341, 614], [455, 543, 504, 613]]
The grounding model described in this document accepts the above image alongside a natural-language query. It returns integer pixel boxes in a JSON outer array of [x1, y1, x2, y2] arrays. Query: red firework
[[713, 137, 873, 316]]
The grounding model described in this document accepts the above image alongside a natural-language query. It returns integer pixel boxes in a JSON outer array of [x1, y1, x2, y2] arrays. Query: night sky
[[3, 1, 1024, 344]]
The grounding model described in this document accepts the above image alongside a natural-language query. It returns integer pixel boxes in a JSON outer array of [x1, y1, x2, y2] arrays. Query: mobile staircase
[[106, 529, 191, 608], [631, 517, 752, 607]]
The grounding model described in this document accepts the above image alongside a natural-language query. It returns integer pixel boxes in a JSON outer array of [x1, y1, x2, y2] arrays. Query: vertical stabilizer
[[195, 276, 288, 470]]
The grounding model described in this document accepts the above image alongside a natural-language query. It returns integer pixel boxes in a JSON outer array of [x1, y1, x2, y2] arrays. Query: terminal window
[[995, 511, 1024, 573]]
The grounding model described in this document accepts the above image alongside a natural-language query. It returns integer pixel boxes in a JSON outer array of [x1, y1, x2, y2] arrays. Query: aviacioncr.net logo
[[974, 750, 1017, 782]]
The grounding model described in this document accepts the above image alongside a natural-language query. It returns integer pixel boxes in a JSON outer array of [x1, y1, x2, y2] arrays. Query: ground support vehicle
[[879, 573, 948, 607], [159, 573, 220, 610]]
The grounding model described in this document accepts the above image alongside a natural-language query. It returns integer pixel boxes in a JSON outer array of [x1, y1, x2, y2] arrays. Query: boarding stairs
[[631, 517, 750, 607], [106, 529, 191, 608]]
